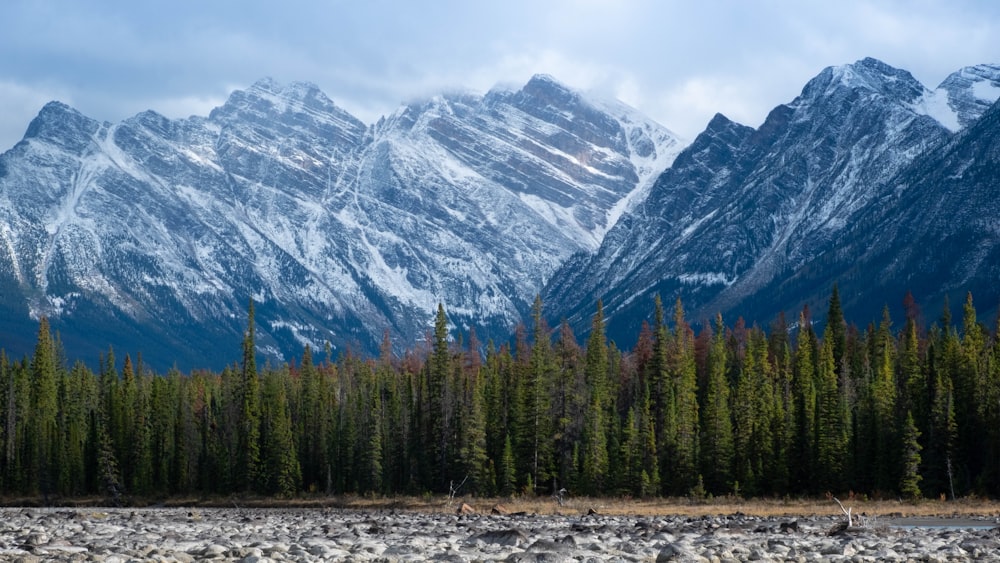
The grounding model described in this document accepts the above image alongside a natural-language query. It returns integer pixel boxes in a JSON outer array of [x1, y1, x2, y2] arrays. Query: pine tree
[[926, 324, 960, 498], [899, 410, 923, 499], [261, 367, 300, 497], [552, 321, 583, 494], [791, 309, 816, 492], [498, 433, 516, 496], [650, 295, 676, 495], [364, 363, 384, 494], [827, 285, 847, 377], [520, 296, 554, 494], [460, 355, 492, 496], [701, 315, 733, 494], [618, 407, 638, 495], [637, 384, 660, 496], [898, 314, 925, 431], [581, 301, 610, 495], [95, 409, 123, 503], [871, 309, 898, 493], [29, 317, 59, 497], [298, 345, 329, 492], [149, 373, 177, 494], [816, 337, 847, 492], [957, 293, 987, 484], [56, 362, 94, 495], [428, 303, 452, 491], [670, 298, 699, 494], [237, 300, 262, 492], [129, 368, 153, 495]]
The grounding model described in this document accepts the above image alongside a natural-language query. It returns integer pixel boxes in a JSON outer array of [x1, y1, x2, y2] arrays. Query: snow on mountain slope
[[922, 64, 1000, 130], [544, 57, 983, 340], [0, 76, 683, 369]]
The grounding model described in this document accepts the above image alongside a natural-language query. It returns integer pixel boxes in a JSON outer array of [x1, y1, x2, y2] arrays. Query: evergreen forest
[[2, 288, 1000, 502]]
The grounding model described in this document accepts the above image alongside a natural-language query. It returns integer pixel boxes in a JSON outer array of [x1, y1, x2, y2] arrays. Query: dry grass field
[[226, 494, 1000, 519], [7, 494, 1000, 519]]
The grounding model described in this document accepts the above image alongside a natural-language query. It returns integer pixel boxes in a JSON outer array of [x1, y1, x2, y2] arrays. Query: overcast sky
[[1, 0, 998, 150]]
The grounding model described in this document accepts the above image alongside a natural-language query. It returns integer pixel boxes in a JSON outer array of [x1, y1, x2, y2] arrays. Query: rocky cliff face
[[543, 58, 1000, 339], [0, 76, 683, 369]]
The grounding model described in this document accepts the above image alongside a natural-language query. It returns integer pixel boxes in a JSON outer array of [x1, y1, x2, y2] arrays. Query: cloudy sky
[[1, 0, 998, 150]]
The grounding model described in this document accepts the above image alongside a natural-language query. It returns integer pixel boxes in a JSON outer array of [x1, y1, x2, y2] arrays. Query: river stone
[[472, 528, 529, 546]]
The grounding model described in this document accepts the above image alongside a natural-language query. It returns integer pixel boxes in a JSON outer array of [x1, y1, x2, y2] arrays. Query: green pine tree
[[498, 433, 516, 496], [238, 300, 262, 492], [29, 317, 59, 497], [701, 315, 733, 494], [816, 337, 847, 492], [670, 298, 699, 495], [581, 301, 610, 495], [261, 367, 301, 497], [428, 303, 452, 491], [791, 308, 816, 492], [899, 410, 923, 499]]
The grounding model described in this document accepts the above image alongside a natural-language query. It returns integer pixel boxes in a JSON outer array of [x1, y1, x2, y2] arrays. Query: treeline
[[1, 289, 999, 501]]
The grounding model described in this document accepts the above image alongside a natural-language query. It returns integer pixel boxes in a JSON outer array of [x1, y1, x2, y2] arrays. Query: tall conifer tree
[[701, 315, 733, 493], [238, 300, 262, 492], [581, 301, 609, 494]]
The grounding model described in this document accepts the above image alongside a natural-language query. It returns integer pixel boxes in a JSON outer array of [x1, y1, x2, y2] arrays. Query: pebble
[[0, 507, 996, 561]]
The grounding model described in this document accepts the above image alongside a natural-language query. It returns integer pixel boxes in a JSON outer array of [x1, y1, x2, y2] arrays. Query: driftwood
[[831, 496, 853, 527]]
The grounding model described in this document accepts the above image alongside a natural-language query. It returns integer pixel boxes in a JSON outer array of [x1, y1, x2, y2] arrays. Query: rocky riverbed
[[0, 506, 998, 561]]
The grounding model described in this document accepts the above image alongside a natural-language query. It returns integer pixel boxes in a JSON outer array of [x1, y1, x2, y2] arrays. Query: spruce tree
[[899, 410, 923, 499], [428, 303, 451, 491], [671, 298, 699, 494], [261, 367, 300, 497], [637, 384, 660, 496], [498, 433, 516, 496], [791, 309, 816, 492], [29, 317, 59, 497], [871, 331, 898, 493], [364, 363, 384, 494], [826, 285, 847, 377], [701, 315, 733, 494], [238, 300, 262, 492], [520, 296, 554, 494], [816, 337, 847, 492], [552, 321, 583, 494], [651, 295, 676, 495], [460, 359, 492, 496], [581, 301, 609, 495], [129, 369, 153, 496]]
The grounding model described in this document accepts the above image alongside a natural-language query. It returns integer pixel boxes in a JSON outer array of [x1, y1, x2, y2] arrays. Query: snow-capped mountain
[[0, 76, 683, 369], [771, 92, 1000, 321], [543, 58, 1000, 338]]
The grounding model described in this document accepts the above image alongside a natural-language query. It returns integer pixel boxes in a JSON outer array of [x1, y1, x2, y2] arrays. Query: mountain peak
[[526, 73, 566, 88], [836, 57, 923, 96], [796, 57, 925, 108], [705, 112, 737, 132], [22, 101, 101, 152], [521, 73, 578, 100], [249, 77, 324, 100], [211, 77, 364, 136]]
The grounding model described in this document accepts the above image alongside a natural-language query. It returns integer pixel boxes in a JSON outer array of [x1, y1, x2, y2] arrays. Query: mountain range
[[0, 74, 682, 369], [544, 58, 1000, 340], [1, 58, 998, 369]]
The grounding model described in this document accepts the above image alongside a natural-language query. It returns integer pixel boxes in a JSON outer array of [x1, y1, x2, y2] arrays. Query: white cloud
[[1, 0, 998, 150]]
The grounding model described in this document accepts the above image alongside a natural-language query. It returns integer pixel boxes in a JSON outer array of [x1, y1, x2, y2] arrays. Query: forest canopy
[[2, 288, 999, 502]]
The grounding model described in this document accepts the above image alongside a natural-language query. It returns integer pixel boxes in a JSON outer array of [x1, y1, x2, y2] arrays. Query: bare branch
[[831, 496, 853, 527]]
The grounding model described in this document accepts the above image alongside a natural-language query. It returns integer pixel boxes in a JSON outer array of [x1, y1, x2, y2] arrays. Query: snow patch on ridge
[[911, 89, 961, 132], [678, 272, 734, 286], [972, 80, 1000, 103]]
